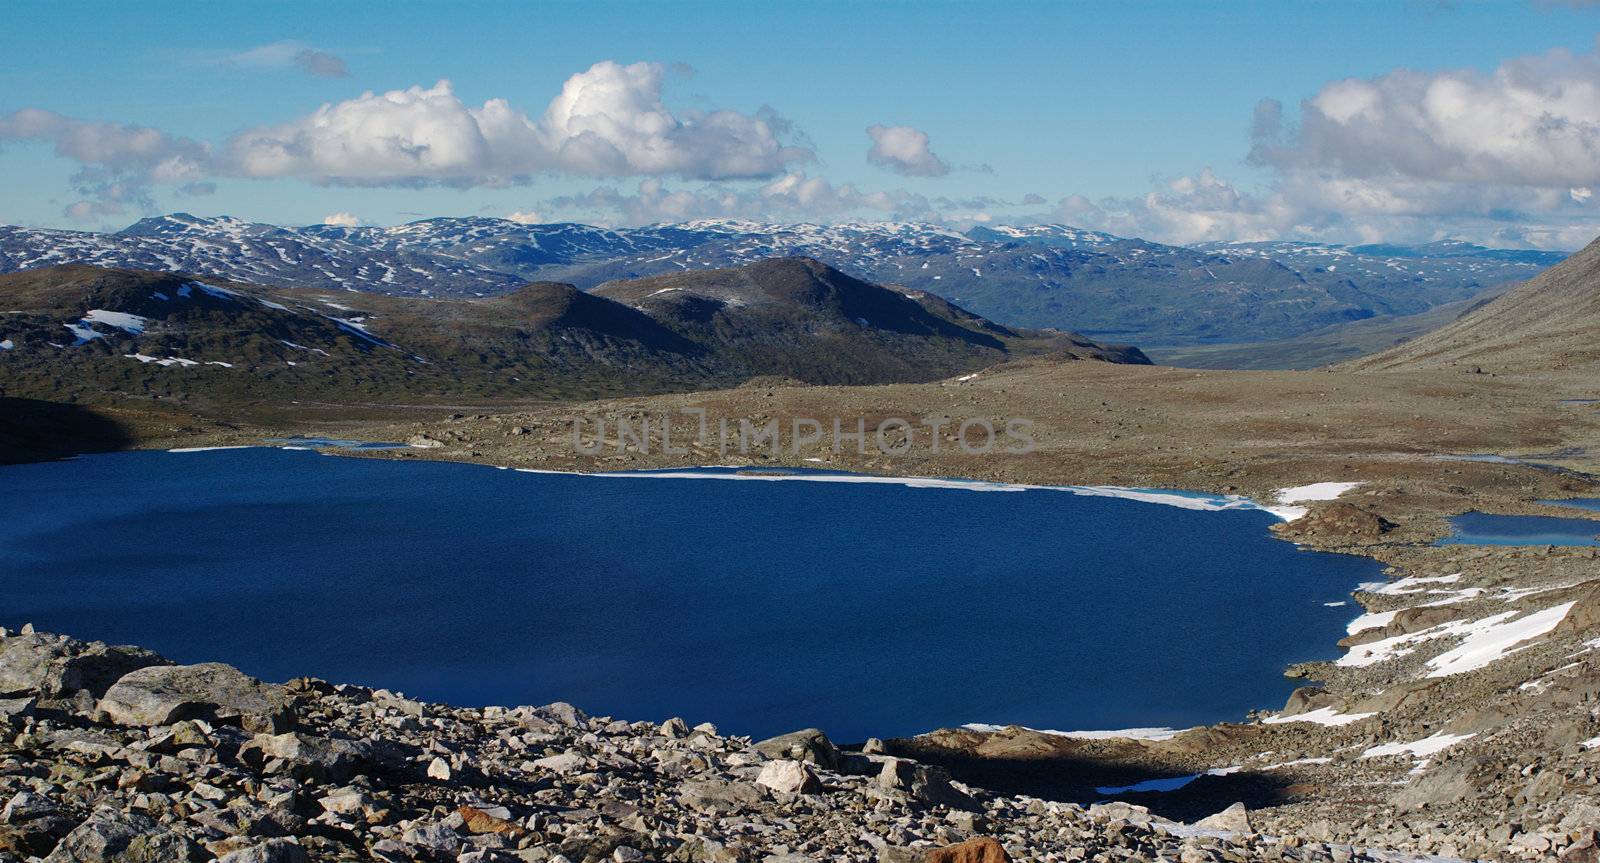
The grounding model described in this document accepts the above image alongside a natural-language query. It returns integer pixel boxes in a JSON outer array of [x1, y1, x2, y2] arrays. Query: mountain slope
[[1346, 235, 1600, 375], [0, 215, 1561, 350], [0, 259, 1139, 408], [1151, 287, 1508, 370]]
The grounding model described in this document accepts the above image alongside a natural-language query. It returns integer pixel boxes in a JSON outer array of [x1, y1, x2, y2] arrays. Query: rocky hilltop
[[0, 627, 1531, 863]]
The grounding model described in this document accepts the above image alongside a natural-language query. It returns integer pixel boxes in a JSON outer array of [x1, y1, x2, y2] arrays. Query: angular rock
[[532, 750, 586, 774], [238, 731, 370, 784], [668, 837, 745, 863], [458, 806, 525, 837], [401, 822, 461, 854], [1193, 802, 1252, 833], [678, 779, 761, 815], [0, 696, 35, 722], [216, 838, 307, 863], [2, 791, 56, 823], [97, 663, 293, 733], [427, 756, 452, 780], [756, 760, 822, 795], [878, 758, 979, 811], [0, 633, 165, 702], [753, 728, 840, 770], [42, 806, 200, 863]]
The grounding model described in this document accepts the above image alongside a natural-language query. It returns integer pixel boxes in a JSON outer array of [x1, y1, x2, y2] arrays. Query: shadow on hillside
[[883, 737, 1302, 823], [0, 397, 135, 465]]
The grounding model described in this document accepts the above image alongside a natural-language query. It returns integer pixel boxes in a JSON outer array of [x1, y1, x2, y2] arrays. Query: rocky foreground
[[0, 628, 1521, 863]]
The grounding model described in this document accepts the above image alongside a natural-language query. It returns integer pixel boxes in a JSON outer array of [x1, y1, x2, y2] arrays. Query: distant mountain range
[[0, 259, 1143, 407], [0, 215, 1567, 349]]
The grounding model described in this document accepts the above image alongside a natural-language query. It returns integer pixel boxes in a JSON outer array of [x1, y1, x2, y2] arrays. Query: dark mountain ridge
[[0, 259, 1143, 408]]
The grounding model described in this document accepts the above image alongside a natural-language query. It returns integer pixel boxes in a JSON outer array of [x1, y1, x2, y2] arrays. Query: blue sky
[[3, 0, 1599, 247]]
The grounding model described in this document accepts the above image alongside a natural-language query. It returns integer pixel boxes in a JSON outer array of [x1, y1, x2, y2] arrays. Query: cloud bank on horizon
[[3, 43, 1600, 249]]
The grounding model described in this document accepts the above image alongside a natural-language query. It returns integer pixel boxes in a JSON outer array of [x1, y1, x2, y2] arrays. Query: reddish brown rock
[[924, 837, 1010, 863], [456, 806, 524, 836]]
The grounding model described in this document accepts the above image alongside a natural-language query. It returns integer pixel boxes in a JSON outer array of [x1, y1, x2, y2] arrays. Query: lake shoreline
[[4, 360, 1600, 858]]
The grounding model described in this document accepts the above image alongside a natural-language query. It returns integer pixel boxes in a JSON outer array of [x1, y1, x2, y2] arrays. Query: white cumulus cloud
[[1250, 45, 1600, 189], [1028, 44, 1600, 248], [226, 61, 812, 186], [321, 212, 360, 227], [865, 124, 950, 177]]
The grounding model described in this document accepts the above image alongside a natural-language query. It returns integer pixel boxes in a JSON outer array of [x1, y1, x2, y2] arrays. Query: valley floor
[[6, 358, 1600, 860]]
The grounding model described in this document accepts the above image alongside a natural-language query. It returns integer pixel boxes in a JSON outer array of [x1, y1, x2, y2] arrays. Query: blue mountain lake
[[1438, 510, 1600, 547], [0, 448, 1379, 741]]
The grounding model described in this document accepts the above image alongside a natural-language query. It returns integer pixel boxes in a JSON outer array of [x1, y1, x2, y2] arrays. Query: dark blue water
[[1438, 511, 1600, 546], [0, 449, 1377, 740]]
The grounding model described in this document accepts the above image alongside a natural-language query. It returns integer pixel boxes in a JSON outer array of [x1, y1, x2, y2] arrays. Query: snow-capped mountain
[[0, 214, 1567, 346], [0, 215, 525, 297]]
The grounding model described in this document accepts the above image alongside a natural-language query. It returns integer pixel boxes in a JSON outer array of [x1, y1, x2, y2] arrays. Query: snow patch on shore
[[959, 723, 1185, 741], [596, 469, 1275, 516], [1262, 707, 1376, 727], [1266, 481, 1364, 520], [1425, 602, 1575, 678], [1361, 732, 1474, 759], [1347, 610, 1399, 635], [1338, 601, 1574, 673], [1361, 574, 1461, 596]]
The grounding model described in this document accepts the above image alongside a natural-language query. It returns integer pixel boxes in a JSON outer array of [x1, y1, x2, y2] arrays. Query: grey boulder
[[1193, 802, 1253, 833], [97, 663, 294, 733], [42, 806, 199, 863], [216, 839, 307, 863], [877, 758, 979, 811], [753, 728, 840, 771], [678, 779, 762, 815], [0, 633, 165, 703]]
